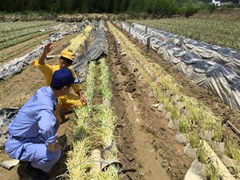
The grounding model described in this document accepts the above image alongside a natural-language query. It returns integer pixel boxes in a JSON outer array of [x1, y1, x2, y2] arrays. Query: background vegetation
[[0, 0, 234, 18]]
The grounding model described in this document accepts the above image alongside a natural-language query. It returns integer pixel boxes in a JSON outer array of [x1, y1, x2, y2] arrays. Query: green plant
[[127, 18, 240, 51], [99, 58, 112, 100], [224, 140, 240, 160], [203, 119, 214, 131], [93, 105, 116, 148], [205, 162, 220, 180], [189, 131, 200, 148], [208, 4, 217, 13], [178, 118, 191, 133], [182, 0, 199, 18], [234, 164, 240, 179], [171, 107, 180, 120], [66, 138, 93, 179], [213, 123, 223, 142], [197, 142, 210, 164]]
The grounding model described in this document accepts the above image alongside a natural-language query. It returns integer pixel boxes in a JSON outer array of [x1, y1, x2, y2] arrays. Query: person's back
[[5, 68, 79, 180], [7, 87, 57, 139]]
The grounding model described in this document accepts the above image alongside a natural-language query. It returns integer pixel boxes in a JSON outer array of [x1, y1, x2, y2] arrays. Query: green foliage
[[127, 18, 240, 51], [213, 122, 223, 142], [208, 4, 217, 14], [0, 0, 181, 18], [195, 2, 210, 13], [3, 0, 239, 21], [203, 119, 214, 131], [197, 142, 210, 164], [128, 0, 143, 13], [128, 0, 180, 18], [171, 107, 180, 120], [119, 0, 129, 13], [205, 162, 220, 180], [224, 140, 240, 160], [178, 118, 191, 133], [181, 0, 199, 17], [189, 131, 200, 148]]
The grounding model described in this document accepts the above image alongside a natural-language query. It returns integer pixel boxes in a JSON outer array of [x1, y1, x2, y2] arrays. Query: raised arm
[[38, 42, 53, 65]]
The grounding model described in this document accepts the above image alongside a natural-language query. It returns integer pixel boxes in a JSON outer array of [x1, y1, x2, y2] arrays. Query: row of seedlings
[[63, 57, 121, 179], [91, 57, 121, 178], [58, 25, 95, 179], [0, 22, 87, 80], [127, 19, 240, 53], [66, 25, 92, 54], [0, 21, 57, 61], [0, 21, 58, 58], [107, 21, 239, 180], [63, 60, 97, 180], [116, 20, 240, 113]]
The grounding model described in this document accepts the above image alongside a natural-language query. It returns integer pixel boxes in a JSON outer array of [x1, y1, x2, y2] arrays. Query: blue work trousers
[[5, 135, 61, 172]]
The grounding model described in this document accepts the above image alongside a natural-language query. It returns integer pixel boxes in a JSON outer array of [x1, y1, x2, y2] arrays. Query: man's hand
[[38, 42, 53, 65], [80, 96, 87, 106], [43, 42, 53, 55], [77, 90, 87, 106]]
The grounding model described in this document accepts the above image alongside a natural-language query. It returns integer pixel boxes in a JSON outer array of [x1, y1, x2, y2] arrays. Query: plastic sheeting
[[0, 49, 40, 80], [0, 20, 108, 143], [131, 23, 240, 76], [0, 107, 19, 148], [0, 20, 108, 82], [72, 20, 108, 82], [0, 107, 19, 127], [114, 21, 240, 112], [0, 22, 84, 80]]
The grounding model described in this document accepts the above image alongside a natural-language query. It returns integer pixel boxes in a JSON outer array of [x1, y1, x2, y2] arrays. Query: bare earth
[[0, 19, 240, 180]]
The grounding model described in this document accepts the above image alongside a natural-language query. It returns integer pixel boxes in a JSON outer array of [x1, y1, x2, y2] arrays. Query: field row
[[128, 18, 240, 51], [108, 21, 239, 180], [0, 19, 239, 180]]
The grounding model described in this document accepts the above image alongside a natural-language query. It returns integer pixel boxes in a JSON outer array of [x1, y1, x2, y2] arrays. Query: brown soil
[[0, 19, 240, 180]]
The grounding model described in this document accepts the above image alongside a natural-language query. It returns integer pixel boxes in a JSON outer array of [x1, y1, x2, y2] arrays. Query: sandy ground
[[0, 19, 239, 180]]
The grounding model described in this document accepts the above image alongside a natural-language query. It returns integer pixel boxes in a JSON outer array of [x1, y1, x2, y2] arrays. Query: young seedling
[[184, 96, 202, 125], [225, 140, 240, 161], [178, 117, 191, 134], [203, 118, 214, 131], [197, 142, 210, 164], [171, 107, 180, 121], [189, 131, 200, 148], [213, 122, 223, 142], [205, 162, 220, 180]]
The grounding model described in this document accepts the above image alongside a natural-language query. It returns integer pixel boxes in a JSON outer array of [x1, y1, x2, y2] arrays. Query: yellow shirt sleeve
[[31, 59, 81, 94], [31, 59, 59, 86], [69, 67, 82, 93]]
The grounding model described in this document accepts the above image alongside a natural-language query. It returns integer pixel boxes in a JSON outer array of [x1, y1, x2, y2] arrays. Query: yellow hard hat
[[61, 49, 75, 61]]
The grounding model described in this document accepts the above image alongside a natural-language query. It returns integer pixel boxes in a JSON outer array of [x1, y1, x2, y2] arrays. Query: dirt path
[[108, 41, 172, 179], [0, 21, 239, 180]]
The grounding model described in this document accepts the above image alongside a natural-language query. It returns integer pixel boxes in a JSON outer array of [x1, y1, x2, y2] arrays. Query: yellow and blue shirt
[[31, 59, 83, 113]]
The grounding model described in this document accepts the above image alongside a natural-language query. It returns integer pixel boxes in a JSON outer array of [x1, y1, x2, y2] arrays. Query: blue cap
[[50, 68, 80, 90]]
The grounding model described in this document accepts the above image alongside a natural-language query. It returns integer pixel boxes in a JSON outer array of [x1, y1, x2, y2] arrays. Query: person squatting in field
[[5, 68, 80, 179], [31, 42, 87, 127]]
